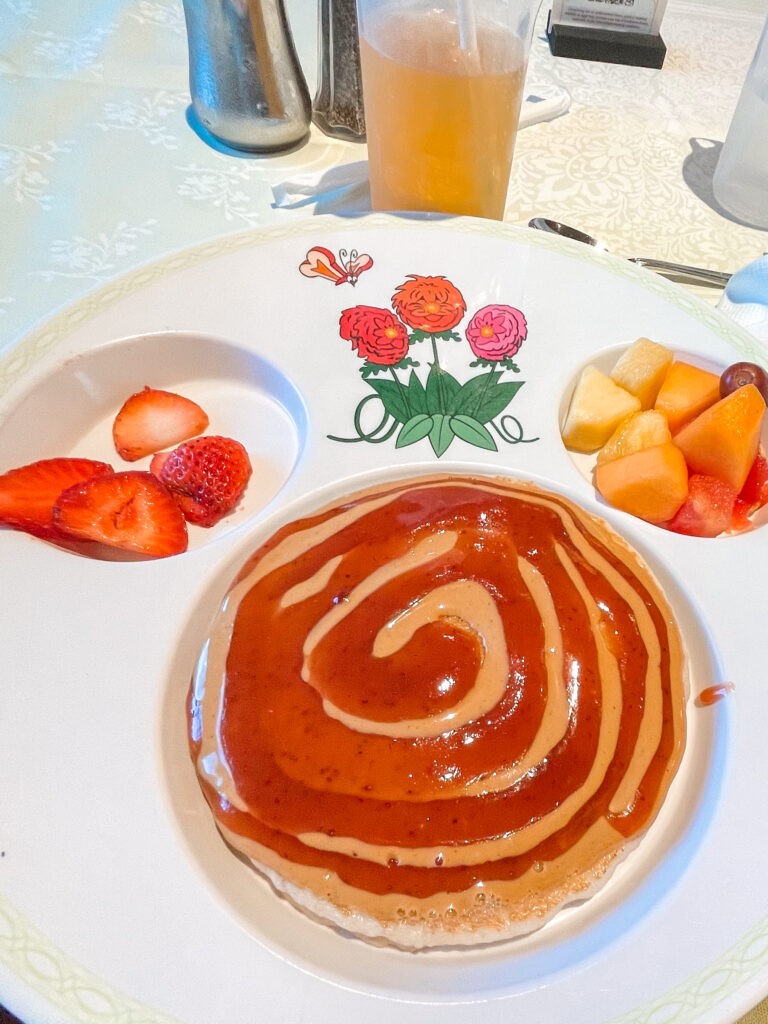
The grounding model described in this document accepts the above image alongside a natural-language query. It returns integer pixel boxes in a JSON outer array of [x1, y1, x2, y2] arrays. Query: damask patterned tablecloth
[[1, 0, 768, 367], [1, 0, 768, 1022]]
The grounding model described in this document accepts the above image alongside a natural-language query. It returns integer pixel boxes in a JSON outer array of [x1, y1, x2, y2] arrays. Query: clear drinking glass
[[355, 0, 540, 219], [712, 13, 768, 230]]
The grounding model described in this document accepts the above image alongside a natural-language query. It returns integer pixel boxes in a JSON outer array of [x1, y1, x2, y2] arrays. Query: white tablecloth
[[2, 0, 768, 372]]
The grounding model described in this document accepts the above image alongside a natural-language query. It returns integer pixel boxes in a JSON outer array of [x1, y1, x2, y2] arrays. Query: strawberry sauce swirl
[[189, 476, 686, 941]]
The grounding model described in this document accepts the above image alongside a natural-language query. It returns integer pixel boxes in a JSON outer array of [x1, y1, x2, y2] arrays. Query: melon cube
[[596, 410, 672, 465], [594, 443, 689, 523], [674, 383, 766, 491], [654, 361, 721, 434], [610, 338, 674, 408], [562, 365, 641, 453]]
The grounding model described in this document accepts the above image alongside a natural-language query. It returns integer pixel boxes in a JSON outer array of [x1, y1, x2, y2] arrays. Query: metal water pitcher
[[182, 0, 312, 152]]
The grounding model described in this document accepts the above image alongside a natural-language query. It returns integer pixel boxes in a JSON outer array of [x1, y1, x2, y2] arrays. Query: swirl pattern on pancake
[[189, 475, 686, 948]]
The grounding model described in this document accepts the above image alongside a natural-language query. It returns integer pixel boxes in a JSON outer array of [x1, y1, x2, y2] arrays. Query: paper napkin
[[272, 84, 571, 213], [718, 254, 768, 345]]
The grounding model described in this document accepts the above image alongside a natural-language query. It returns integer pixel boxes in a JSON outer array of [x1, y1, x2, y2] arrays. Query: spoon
[[528, 218, 731, 287]]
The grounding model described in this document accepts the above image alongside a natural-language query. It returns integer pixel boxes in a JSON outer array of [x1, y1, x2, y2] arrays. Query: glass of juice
[[356, 0, 539, 219]]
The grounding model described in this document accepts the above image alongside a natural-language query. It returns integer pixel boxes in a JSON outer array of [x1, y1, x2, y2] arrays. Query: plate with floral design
[[1, 214, 767, 1024]]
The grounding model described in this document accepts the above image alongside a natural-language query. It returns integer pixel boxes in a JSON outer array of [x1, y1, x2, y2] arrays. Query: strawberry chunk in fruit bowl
[[0, 457, 114, 539], [665, 474, 738, 538], [151, 436, 252, 528]]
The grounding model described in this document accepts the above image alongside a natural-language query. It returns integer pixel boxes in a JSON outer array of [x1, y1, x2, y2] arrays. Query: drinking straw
[[456, 0, 478, 52]]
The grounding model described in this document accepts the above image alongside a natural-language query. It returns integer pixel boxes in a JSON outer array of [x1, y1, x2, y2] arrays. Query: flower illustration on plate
[[391, 274, 467, 334], [321, 269, 537, 458], [465, 304, 527, 368], [340, 306, 410, 366]]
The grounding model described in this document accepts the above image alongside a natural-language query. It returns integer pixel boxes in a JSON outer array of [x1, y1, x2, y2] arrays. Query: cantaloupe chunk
[[674, 383, 766, 491], [610, 338, 674, 409], [562, 366, 641, 453], [654, 361, 721, 434], [596, 410, 672, 465], [595, 443, 689, 523]]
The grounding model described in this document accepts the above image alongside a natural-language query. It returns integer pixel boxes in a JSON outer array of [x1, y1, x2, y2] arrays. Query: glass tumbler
[[355, 0, 540, 218]]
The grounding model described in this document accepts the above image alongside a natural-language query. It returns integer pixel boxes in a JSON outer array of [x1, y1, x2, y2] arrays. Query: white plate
[[1, 214, 767, 1024]]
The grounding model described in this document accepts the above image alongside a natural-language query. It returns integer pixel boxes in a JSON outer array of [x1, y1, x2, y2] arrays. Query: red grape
[[719, 362, 768, 403]]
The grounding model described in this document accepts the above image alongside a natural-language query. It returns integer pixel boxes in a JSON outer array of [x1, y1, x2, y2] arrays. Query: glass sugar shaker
[[312, 0, 366, 141], [182, 0, 311, 152]]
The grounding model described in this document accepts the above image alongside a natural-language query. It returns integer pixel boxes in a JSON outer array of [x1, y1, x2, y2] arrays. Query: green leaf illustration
[[450, 414, 497, 451], [393, 354, 420, 370], [455, 370, 501, 414], [455, 372, 524, 423], [429, 413, 455, 457], [396, 413, 434, 448], [361, 361, 389, 378], [407, 369, 428, 415], [408, 329, 432, 345], [475, 380, 524, 422], [407, 328, 461, 344], [366, 377, 411, 424], [425, 362, 462, 416]]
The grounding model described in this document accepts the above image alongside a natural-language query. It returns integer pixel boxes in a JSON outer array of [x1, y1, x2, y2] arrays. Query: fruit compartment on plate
[[559, 339, 768, 538], [0, 332, 309, 557]]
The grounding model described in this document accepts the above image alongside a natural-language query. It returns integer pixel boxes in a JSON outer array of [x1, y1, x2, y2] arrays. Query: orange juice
[[359, 11, 526, 219]]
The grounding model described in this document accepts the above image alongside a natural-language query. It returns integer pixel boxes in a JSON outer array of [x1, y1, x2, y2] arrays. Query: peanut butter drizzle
[[192, 474, 687, 924], [216, 815, 627, 938], [280, 555, 343, 609], [320, 577, 507, 738], [195, 488, 402, 805], [297, 544, 622, 867]]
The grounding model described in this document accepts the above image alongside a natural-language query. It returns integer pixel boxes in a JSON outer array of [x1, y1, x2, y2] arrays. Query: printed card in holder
[[547, 0, 668, 68]]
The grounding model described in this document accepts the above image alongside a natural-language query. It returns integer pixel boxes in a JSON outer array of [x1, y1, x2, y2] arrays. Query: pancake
[[189, 475, 687, 948]]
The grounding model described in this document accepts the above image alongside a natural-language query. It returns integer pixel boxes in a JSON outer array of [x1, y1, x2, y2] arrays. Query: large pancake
[[189, 475, 687, 949]]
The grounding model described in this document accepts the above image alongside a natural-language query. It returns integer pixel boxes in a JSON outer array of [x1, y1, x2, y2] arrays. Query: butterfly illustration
[[299, 246, 374, 286]]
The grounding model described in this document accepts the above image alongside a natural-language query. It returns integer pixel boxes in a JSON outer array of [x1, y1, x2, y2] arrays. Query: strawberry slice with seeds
[[0, 457, 114, 539], [150, 436, 252, 527], [112, 387, 209, 462], [666, 474, 737, 538], [53, 471, 188, 557]]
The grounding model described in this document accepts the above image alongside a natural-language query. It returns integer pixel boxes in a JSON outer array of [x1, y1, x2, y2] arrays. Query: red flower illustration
[[391, 275, 466, 333], [465, 304, 527, 361], [339, 305, 409, 365]]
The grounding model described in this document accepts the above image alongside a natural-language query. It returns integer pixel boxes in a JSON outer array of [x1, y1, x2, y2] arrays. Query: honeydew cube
[[561, 365, 641, 454], [596, 410, 672, 465], [610, 338, 674, 409]]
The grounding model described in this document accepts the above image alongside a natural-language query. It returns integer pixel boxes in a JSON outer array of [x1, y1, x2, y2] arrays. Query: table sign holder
[[547, 0, 667, 68]]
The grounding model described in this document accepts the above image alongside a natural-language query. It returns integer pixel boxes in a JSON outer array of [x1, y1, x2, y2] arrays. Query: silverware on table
[[528, 218, 732, 287]]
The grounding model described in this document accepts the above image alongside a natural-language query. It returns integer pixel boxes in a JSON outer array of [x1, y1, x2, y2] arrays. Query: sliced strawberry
[[0, 457, 114, 539], [112, 387, 209, 462], [666, 474, 737, 538], [150, 436, 252, 527], [52, 471, 188, 557]]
